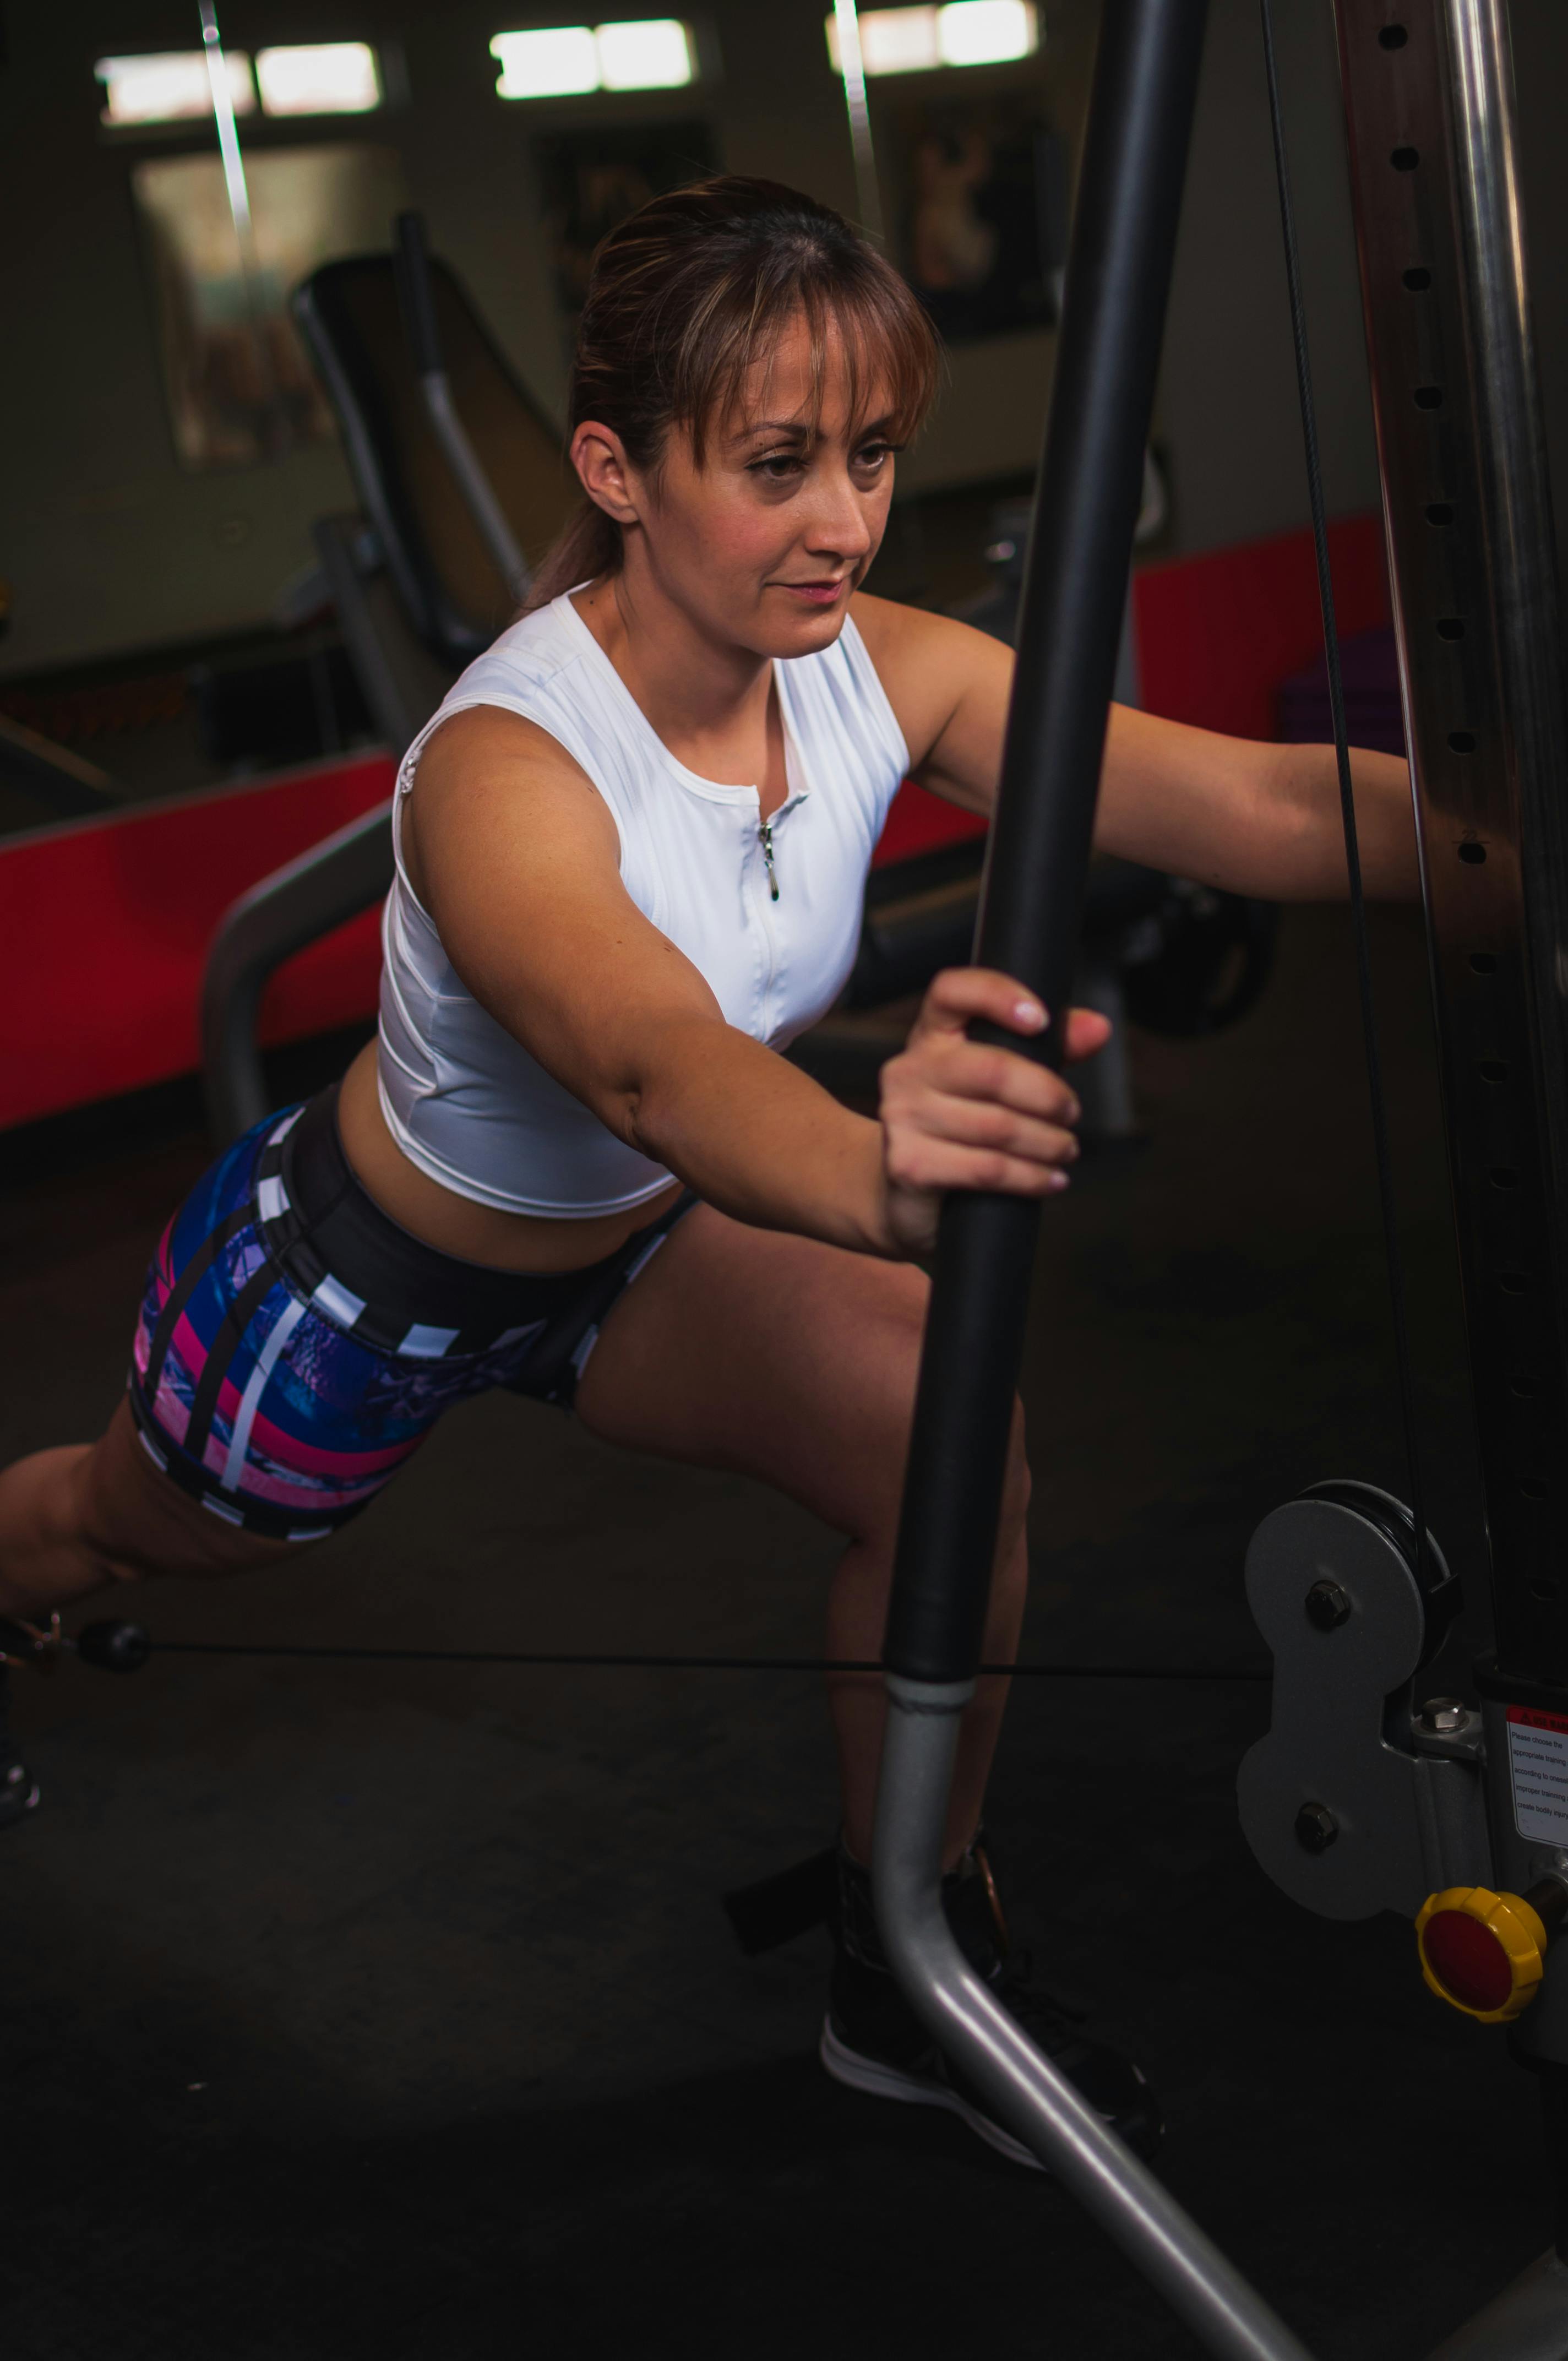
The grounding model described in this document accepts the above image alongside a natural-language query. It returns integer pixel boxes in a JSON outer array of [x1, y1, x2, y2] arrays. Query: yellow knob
[[1415, 1885, 1548, 2022]]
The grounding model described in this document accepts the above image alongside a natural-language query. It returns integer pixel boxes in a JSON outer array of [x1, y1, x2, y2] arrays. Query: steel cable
[[1260, 0, 1433, 1584]]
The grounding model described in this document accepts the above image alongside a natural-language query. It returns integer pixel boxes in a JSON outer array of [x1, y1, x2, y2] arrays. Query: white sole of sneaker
[[819, 2016, 1044, 2171]]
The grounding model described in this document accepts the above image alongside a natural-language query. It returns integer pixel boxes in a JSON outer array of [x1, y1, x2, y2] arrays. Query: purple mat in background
[[1275, 624, 1406, 756]]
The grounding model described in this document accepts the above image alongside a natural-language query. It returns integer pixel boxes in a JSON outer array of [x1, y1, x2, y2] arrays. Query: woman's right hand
[[876, 968, 1111, 1257]]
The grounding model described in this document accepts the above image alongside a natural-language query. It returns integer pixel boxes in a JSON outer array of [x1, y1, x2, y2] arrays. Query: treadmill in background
[[201, 216, 575, 1141]]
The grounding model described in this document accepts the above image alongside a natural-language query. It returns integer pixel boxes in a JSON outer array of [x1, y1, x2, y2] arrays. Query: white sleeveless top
[[377, 592, 910, 1216]]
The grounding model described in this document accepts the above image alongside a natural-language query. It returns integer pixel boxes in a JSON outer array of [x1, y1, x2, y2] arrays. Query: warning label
[[1507, 1707, 1568, 1845]]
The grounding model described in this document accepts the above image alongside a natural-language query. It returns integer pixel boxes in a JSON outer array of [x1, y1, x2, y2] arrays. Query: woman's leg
[[573, 1204, 1030, 1869], [0, 1396, 302, 1618]]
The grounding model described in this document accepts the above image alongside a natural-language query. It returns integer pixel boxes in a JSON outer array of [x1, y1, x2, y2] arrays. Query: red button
[[1422, 1908, 1515, 2014]]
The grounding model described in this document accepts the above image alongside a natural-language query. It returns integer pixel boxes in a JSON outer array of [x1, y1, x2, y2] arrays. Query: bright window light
[[824, 0, 1037, 77], [95, 50, 255, 126], [826, 7, 939, 74], [255, 43, 383, 117], [491, 20, 696, 98], [596, 19, 694, 89], [491, 26, 601, 97], [937, 0, 1036, 66]]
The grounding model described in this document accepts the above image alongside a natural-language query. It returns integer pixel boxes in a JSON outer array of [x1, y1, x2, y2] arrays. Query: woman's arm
[[406, 709, 1102, 1258], [852, 592, 1420, 901]]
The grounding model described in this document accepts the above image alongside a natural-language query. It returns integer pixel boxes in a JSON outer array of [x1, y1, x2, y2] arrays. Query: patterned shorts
[[127, 1088, 695, 1541]]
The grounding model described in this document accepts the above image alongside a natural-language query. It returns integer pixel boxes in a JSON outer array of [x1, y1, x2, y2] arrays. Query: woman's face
[[574, 310, 901, 660]]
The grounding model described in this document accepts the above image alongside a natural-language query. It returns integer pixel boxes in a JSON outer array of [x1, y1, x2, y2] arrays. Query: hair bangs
[[676, 247, 940, 467]]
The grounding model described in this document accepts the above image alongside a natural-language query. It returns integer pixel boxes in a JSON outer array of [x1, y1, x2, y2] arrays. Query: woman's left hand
[[875, 967, 1113, 1256]]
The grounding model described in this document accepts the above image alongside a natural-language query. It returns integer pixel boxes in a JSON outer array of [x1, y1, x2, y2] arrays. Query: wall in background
[[4, 1, 1565, 681], [1158, 0, 1378, 552]]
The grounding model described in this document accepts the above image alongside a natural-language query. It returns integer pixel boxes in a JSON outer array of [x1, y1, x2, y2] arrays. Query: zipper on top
[[758, 817, 780, 902]]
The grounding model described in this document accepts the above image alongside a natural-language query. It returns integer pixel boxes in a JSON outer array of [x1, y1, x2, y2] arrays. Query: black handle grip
[[393, 210, 444, 377]]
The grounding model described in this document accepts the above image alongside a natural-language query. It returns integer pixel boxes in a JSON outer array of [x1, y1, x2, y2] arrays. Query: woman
[[0, 179, 1416, 2168]]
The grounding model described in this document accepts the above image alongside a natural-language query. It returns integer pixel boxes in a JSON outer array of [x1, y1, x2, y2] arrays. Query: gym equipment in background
[[200, 215, 574, 1142], [953, 469, 1281, 1118], [0, 713, 124, 822], [0, 576, 128, 820]]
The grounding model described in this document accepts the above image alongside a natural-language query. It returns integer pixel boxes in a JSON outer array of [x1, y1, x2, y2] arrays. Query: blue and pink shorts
[[127, 1089, 694, 1541]]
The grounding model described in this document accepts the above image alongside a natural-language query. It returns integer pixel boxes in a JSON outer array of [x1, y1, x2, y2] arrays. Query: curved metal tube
[[417, 372, 531, 607], [873, 1681, 1316, 2361], [201, 801, 393, 1141]]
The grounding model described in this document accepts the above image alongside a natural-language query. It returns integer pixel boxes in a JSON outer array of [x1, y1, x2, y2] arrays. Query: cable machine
[[870, 0, 1568, 2354], [11, 0, 1567, 2349]]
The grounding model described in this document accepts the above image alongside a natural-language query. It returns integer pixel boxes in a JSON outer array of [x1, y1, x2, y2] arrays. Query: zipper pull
[[759, 818, 780, 902]]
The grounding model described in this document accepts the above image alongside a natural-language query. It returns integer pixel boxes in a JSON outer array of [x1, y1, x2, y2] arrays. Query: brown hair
[[526, 175, 940, 609]]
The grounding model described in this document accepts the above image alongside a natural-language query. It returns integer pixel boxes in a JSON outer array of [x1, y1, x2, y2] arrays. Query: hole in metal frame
[[1469, 950, 1498, 973], [1521, 1476, 1550, 1501], [1499, 1268, 1529, 1292], [1403, 266, 1432, 291], [1426, 502, 1455, 525], [1379, 24, 1409, 47], [1458, 839, 1486, 861], [1451, 733, 1478, 756], [1490, 1166, 1522, 1189], [1436, 617, 1464, 639], [1415, 385, 1444, 409], [1391, 145, 1420, 170], [1479, 1060, 1509, 1082]]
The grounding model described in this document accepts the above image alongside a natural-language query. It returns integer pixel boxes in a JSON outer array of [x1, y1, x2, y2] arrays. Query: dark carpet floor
[[0, 905, 1542, 2359]]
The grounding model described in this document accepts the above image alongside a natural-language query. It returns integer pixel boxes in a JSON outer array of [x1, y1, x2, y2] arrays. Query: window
[[255, 43, 383, 117], [96, 42, 383, 127], [96, 51, 256, 126], [824, 1, 1039, 78], [489, 19, 696, 100]]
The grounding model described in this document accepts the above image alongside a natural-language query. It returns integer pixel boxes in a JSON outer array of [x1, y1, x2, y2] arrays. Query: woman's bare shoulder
[[847, 591, 1012, 769], [404, 703, 621, 902], [413, 700, 590, 784]]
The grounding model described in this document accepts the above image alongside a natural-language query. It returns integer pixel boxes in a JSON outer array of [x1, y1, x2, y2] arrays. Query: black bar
[[883, 0, 1210, 1685], [393, 210, 444, 377]]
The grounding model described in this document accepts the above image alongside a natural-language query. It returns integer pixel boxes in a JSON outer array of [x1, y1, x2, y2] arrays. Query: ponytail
[[522, 498, 622, 614]]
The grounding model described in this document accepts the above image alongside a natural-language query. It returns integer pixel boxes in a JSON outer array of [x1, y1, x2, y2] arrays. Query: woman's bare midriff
[[335, 1041, 685, 1276]]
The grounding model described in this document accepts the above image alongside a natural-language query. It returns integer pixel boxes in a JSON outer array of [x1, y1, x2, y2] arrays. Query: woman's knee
[[74, 1406, 301, 1587], [841, 1346, 1031, 1563]]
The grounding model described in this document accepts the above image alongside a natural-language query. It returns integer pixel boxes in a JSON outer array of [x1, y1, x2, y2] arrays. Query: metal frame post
[[870, 6, 1313, 2355], [1333, 0, 1568, 1690], [1333, 0, 1568, 2080]]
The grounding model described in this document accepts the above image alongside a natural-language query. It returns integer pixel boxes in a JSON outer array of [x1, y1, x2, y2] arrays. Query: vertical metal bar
[[198, 1, 287, 455], [393, 215, 531, 604], [870, 6, 1314, 2353], [1331, 0, 1568, 1686], [831, 0, 885, 244], [876, 1686, 1315, 2361], [881, 0, 1210, 1688]]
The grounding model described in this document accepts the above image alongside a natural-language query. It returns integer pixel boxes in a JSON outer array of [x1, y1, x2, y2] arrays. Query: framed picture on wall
[[885, 98, 1066, 345], [131, 143, 407, 470], [531, 120, 716, 339]]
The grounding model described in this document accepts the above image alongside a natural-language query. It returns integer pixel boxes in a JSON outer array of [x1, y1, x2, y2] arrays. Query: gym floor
[[2, 902, 1540, 2360]]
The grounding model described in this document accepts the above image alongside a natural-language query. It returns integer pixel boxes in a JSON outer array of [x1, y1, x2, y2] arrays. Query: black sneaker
[[821, 1837, 1162, 2169], [0, 1668, 39, 1832]]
